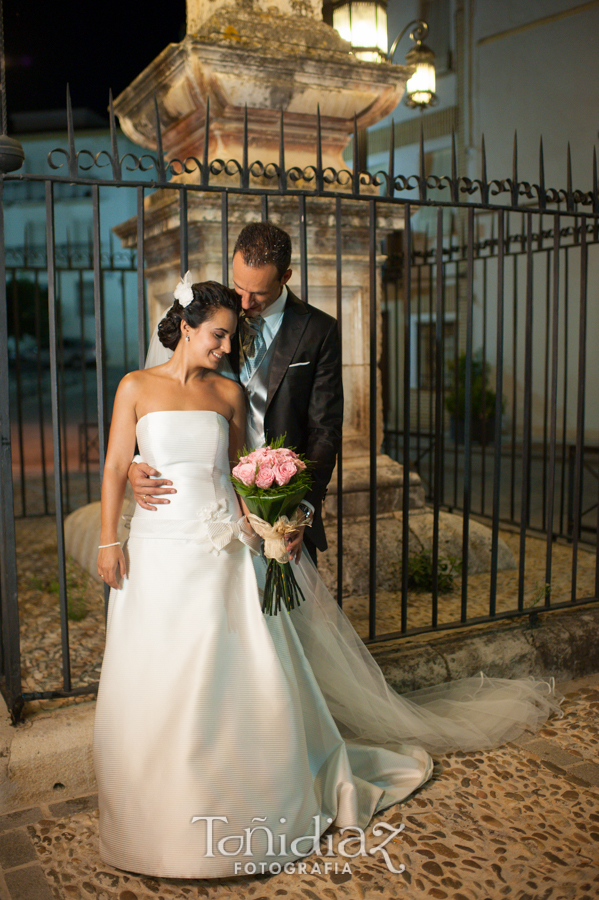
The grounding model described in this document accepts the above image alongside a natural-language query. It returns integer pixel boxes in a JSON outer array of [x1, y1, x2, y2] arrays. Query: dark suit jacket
[[231, 290, 343, 551]]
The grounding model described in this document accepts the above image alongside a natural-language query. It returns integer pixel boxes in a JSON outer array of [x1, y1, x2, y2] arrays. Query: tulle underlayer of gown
[[92, 410, 562, 879]]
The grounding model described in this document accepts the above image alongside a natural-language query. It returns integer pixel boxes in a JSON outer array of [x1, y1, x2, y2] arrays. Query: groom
[[129, 222, 343, 563]]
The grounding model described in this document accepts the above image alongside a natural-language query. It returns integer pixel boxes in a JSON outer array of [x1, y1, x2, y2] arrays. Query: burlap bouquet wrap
[[246, 509, 311, 564]]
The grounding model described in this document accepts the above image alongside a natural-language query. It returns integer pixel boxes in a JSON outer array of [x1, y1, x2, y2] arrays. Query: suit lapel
[[266, 291, 310, 409], [230, 330, 241, 377]]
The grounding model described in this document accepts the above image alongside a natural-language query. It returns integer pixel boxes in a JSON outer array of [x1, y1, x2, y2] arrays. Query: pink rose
[[232, 462, 256, 486], [252, 448, 272, 466], [255, 465, 276, 488], [273, 460, 298, 486]]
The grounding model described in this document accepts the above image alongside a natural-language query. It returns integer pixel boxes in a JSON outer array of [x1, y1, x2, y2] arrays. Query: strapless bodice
[[132, 410, 238, 523]]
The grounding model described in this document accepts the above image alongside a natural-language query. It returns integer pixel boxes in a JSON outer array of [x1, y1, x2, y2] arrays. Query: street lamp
[[331, 2, 437, 109], [390, 21, 437, 109]]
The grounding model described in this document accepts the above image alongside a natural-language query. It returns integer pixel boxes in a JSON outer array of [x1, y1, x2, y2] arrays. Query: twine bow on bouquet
[[230, 437, 313, 615]]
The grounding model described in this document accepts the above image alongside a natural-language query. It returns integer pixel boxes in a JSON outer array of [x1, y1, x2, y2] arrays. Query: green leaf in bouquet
[[243, 486, 309, 523]]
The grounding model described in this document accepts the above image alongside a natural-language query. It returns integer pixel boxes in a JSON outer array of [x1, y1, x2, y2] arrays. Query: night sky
[[4, 0, 187, 120]]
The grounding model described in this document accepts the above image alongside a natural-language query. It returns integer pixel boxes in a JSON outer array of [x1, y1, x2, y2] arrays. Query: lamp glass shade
[[333, 1, 388, 61], [406, 60, 436, 105], [332, 3, 352, 41], [405, 42, 437, 108]]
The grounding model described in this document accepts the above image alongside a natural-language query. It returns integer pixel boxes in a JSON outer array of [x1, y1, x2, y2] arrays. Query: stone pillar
[[187, 0, 324, 31], [112, 0, 425, 513]]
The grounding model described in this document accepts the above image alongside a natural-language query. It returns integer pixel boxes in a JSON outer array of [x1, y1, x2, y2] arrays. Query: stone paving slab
[[0, 675, 598, 900]]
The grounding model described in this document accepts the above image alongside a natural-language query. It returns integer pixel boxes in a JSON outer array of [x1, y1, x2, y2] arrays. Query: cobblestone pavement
[[1, 674, 598, 900]]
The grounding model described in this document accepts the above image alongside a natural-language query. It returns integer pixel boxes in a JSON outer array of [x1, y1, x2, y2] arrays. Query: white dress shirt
[[260, 284, 288, 348]]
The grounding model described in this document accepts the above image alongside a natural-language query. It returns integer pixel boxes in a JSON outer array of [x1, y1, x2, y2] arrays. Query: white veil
[[144, 323, 173, 369], [283, 555, 563, 757]]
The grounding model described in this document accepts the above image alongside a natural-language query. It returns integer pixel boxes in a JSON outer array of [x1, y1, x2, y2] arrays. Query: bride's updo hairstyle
[[157, 281, 240, 351]]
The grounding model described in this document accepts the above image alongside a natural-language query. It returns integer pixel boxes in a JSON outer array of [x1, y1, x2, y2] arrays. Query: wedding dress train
[[93, 410, 561, 878]]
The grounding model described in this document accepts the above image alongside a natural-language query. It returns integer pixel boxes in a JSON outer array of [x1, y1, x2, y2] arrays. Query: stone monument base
[[318, 507, 516, 598]]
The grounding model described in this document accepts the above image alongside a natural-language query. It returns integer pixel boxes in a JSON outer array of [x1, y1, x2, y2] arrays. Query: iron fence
[[6, 242, 140, 518], [0, 93, 598, 721], [382, 217, 599, 544]]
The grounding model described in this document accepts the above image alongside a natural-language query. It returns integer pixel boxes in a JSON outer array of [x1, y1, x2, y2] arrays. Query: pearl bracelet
[[98, 542, 120, 548]]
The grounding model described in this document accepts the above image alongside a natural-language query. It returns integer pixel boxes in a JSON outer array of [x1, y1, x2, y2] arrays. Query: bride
[[94, 278, 561, 879]]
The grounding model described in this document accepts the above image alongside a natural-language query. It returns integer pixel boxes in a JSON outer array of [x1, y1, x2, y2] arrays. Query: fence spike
[[387, 117, 395, 197], [242, 104, 249, 189], [451, 129, 457, 180], [511, 130, 519, 207], [316, 104, 323, 193], [538, 136, 546, 210], [419, 121, 426, 201], [352, 113, 359, 196], [592, 145, 598, 218], [593, 146, 598, 238], [66, 85, 77, 179], [202, 96, 210, 188], [480, 133, 489, 204], [108, 90, 122, 181], [153, 94, 167, 182], [278, 108, 287, 192], [566, 142, 574, 211]]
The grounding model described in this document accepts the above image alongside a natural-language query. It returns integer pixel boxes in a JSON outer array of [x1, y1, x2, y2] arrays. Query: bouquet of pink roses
[[231, 437, 313, 615]]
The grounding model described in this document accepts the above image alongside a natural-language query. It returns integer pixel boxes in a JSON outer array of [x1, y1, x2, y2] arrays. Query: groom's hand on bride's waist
[[128, 461, 176, 511]]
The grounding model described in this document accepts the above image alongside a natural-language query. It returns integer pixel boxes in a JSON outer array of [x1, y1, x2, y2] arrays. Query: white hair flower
[[173, 270, 194, 307]]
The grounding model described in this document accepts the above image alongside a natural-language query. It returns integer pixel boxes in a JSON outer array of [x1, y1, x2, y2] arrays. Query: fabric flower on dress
[[196, 498, 260, 555], [197, 499, 228, 523]]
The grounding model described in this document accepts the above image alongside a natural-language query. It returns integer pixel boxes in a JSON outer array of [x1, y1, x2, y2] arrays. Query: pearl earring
[[185, 334, 190, 342]]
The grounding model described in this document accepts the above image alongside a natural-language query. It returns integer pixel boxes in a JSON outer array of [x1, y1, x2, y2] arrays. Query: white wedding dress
[[93, 410, 561, 879]]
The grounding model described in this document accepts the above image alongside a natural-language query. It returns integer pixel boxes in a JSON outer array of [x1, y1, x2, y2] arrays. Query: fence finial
[[511, 130, 519, 207], [538, 136, 546, 210], [242, 104, 249, 189], [387, 118, 395, 197], [419, 122, 426, 201], [480, 133, 489, 205], [593, 146, 598, 237], [278, 108, 286, 192], [316, 104, 323, 193], [352, 113, 359, 196], [566, 142, 574, 211], [202, 97, 210, 188], [450, 130, 458, 203], [67, 85, 78, 180], [108, 90, 122, 181], [593, 145, 598, 215], [153, 95, 167, 182]]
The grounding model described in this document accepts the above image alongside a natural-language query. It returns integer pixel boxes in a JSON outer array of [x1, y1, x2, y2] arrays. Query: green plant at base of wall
[[404, 549, 463, 594], [445, 350, 504, 423]]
